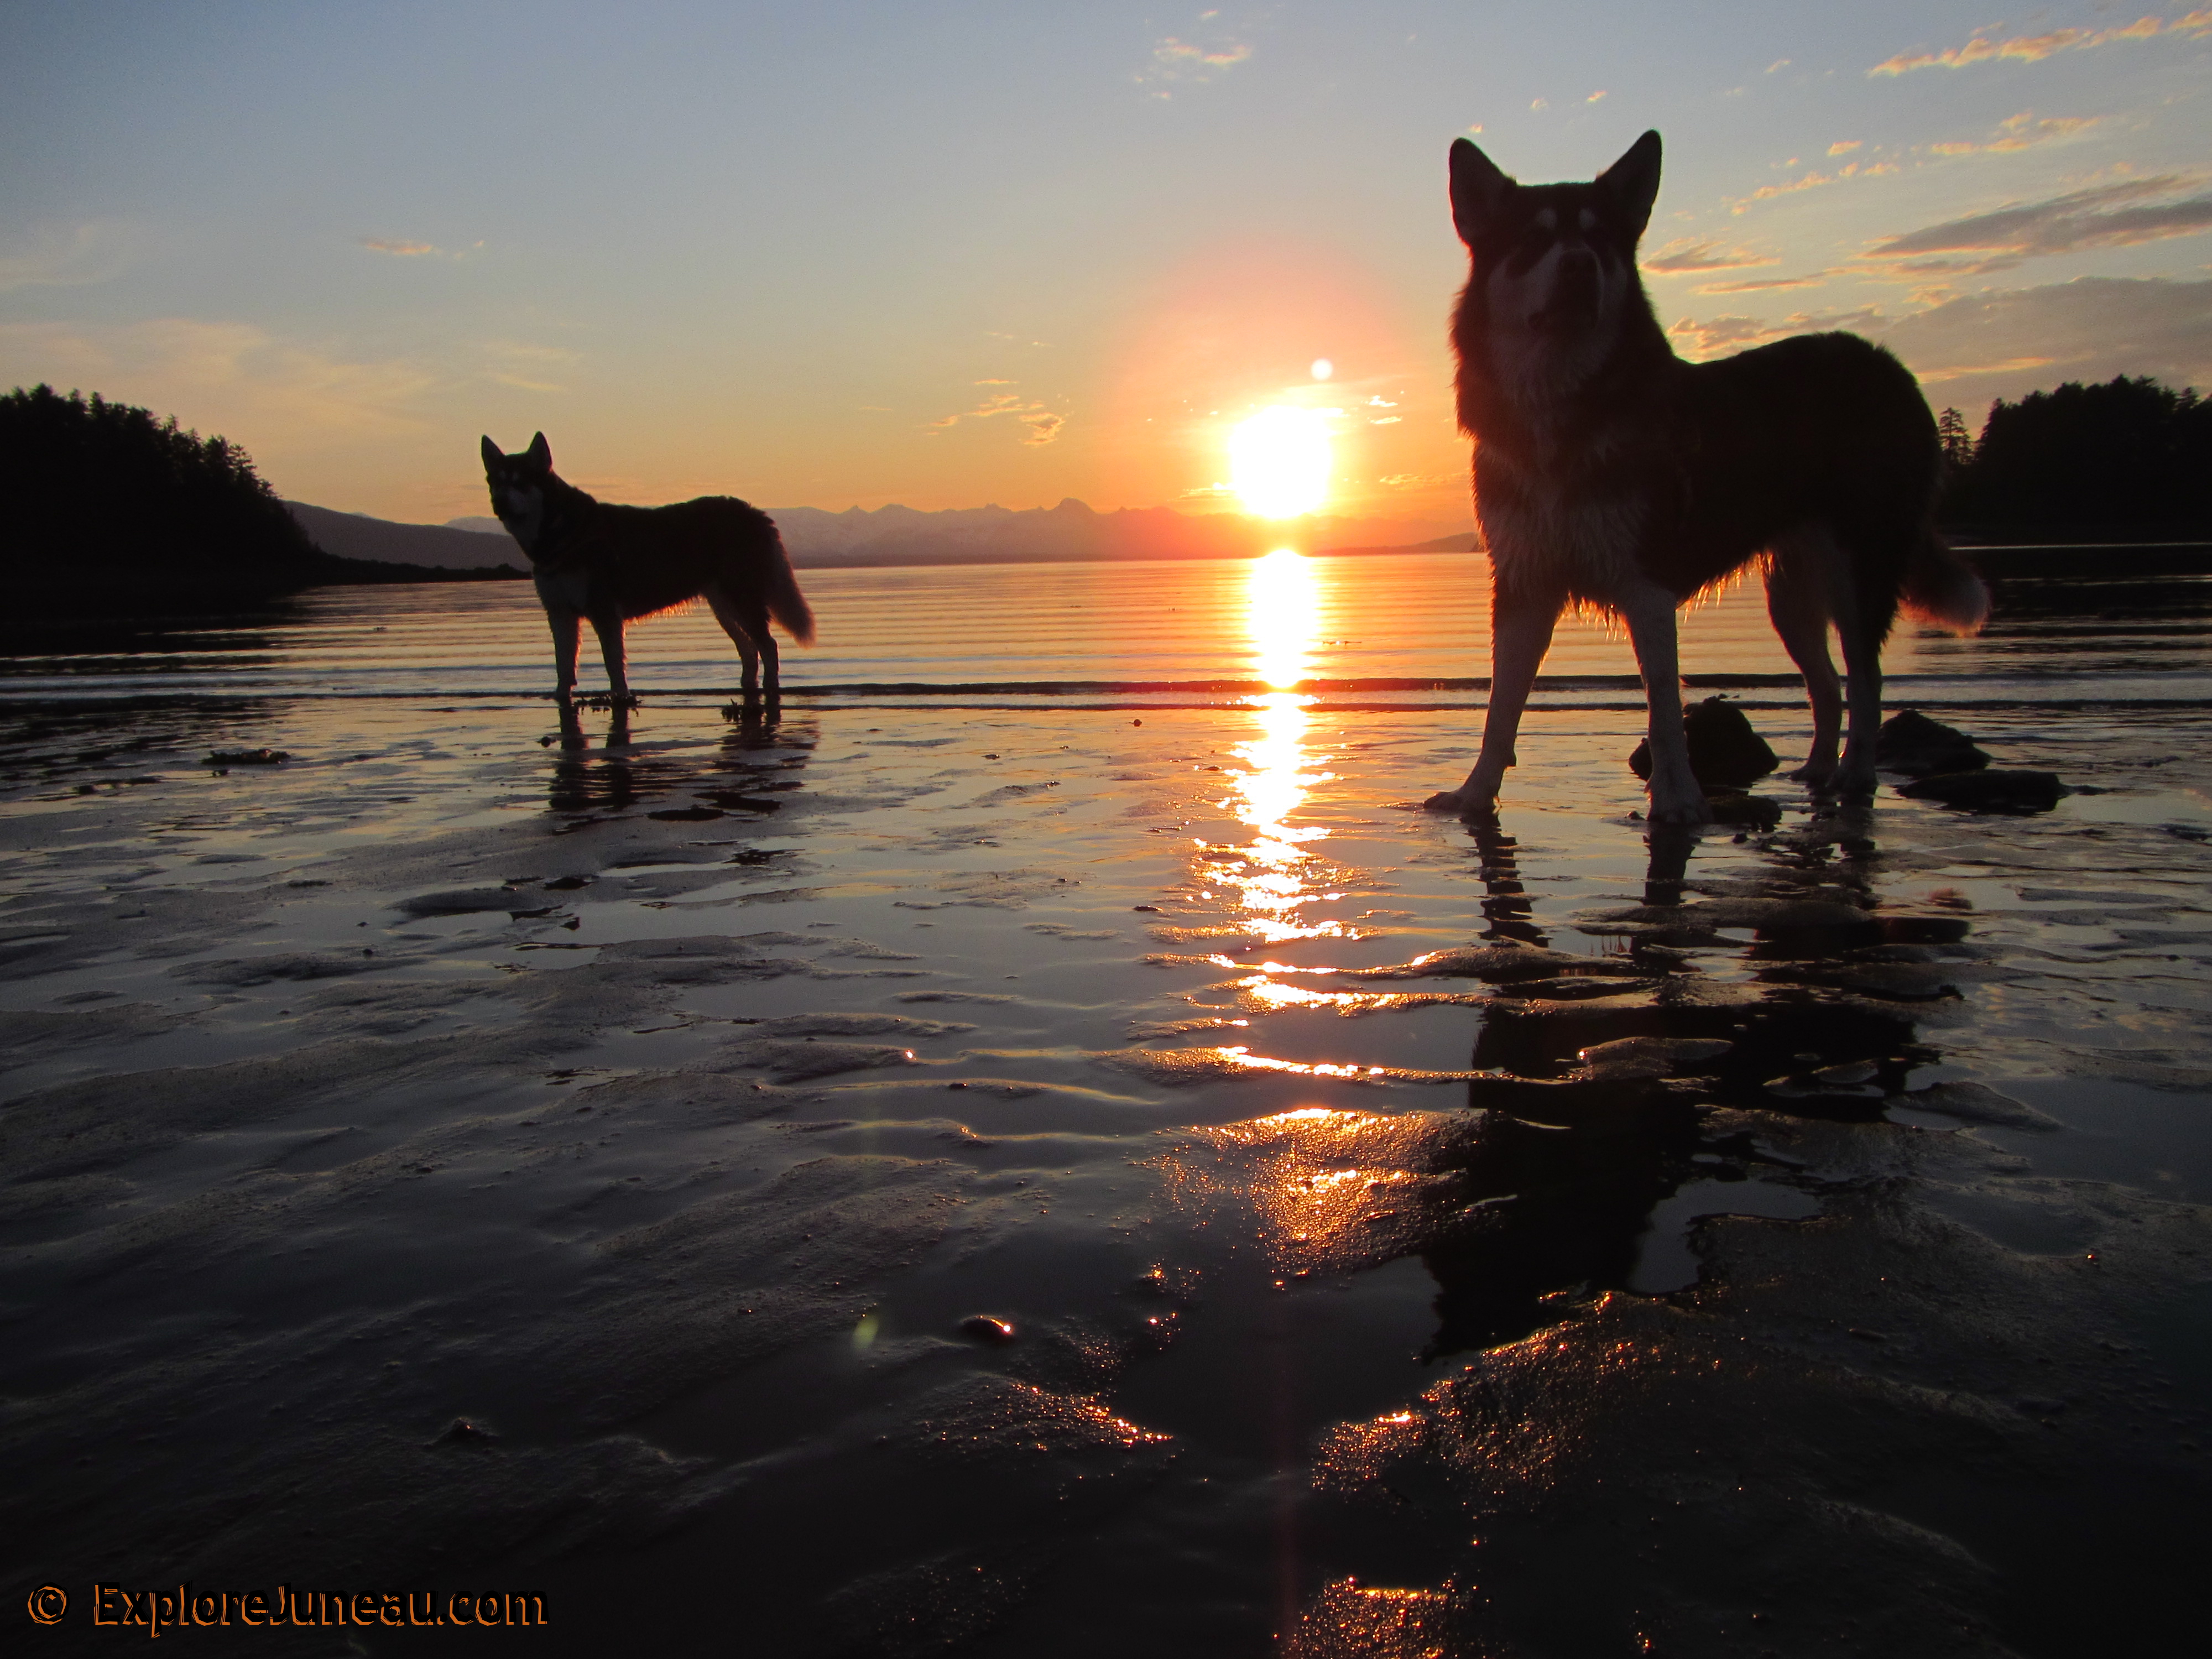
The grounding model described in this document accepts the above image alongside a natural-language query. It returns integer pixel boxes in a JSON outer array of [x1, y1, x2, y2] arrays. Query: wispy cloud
[[1878, 275, 2212, 397], [1695, 273, 1829, 294], [482, 340, 579, 395], [1730, 171, 1834, 214], [1666, 275, 2212, 406], [0, 317, 436, 449], [1922, 112, 2099, 158], [359, 237, 483, 260], [1871, 9, 2212, 76], [1138, 14, 1253, 98], [1861, 175, 2212, 276], [925, 390, 1066, 446], [1668, 306, 1887, 358], [0, 221, 137, 295], [1644, 239, 1780, 274]]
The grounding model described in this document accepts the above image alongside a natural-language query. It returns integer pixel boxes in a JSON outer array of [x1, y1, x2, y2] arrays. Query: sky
[[2, 2, 2208, 529]]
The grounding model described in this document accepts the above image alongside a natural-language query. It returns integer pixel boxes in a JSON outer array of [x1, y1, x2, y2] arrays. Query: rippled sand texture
[[5, 554, 2212, 1656]]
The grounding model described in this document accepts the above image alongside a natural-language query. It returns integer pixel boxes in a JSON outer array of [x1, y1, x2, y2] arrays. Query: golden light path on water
[[1196, 549, 1361, 1039]]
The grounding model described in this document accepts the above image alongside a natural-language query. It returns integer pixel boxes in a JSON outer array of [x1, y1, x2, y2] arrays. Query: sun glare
[[1246, 547, 1318, 691], [1230, 407, 1331, 519]]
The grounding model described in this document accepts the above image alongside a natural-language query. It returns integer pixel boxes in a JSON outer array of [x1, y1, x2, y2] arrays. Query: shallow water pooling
[[3, 554, 2211, 1655]]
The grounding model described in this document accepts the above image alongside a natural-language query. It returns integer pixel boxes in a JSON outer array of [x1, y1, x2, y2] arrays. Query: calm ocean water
[[9, 547, 2212, 711], [8, 544, 2212, 1651]]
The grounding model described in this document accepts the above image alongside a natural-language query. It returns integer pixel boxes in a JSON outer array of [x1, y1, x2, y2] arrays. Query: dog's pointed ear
[[1598, 130, 1662, 241], [1449, 137, 1514, 245], [481, 435, 502, 470], [525, 432, 552, 471]]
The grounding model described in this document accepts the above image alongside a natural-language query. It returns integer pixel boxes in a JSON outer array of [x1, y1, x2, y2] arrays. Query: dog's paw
[[1645, 792, 1714, 826], [1422, 790, 1500, 819]]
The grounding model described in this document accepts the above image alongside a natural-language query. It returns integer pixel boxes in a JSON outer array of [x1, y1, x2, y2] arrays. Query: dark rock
[[393, 887, 525, 916], [958, 1315, 1017, 1344], [1629, 696, 1777, 788], [1707, 789, 1782, 830], [1897, 769, 2067, 813], [1875, 709, 1989, 777], [434, 1419, 499, 1447]]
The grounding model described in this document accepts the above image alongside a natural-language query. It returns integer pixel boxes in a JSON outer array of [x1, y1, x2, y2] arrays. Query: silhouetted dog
[[1425, 131, 1987, 823], [479, 433, 813, 702]]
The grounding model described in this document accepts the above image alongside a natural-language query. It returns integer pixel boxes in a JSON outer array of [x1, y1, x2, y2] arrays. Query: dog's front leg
[[544, 603, 582, 701], [1426, 585, 1562, 816], [588, 609, 633, 703], [1619, 582, 1709, 825]]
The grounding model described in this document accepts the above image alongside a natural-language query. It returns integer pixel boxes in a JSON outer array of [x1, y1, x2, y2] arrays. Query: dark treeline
[[1939, 375, 2211, 541], [1, 383, 324, 590], [2, 384, 508, 608]]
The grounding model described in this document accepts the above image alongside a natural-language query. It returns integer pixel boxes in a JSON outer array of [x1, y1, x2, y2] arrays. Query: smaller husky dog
[[480, 433, 814, 702], [1427, 132, 1987, 824]]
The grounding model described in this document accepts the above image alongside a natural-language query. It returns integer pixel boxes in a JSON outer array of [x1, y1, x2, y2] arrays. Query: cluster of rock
[[1628, 698, 2071, 816], [1876, 709, 2069, 813]]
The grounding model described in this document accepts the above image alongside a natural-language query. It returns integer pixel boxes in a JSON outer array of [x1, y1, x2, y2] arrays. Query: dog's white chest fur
[[1476, 450, 1644, 604]]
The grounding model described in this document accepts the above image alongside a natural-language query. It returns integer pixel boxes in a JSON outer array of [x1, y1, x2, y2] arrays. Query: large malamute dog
[[479, 433, 814, 702], [1425, 131, 1987, 823]]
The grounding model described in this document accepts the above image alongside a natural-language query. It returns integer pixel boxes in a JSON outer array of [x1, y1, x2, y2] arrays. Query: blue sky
[[2, 2, 2206, 528]]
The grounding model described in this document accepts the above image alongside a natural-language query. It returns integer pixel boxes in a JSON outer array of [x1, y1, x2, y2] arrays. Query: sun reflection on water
[[1193, 550, 1344, 962]]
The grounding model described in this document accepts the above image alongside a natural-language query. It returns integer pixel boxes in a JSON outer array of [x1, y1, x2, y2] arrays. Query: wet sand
[[6, 566, 2212, 1654]]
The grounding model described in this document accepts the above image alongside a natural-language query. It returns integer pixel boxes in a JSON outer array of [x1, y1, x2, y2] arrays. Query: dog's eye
[[1536, 208, 1557, 232]]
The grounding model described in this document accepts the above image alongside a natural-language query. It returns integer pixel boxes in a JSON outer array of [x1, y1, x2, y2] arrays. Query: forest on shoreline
[[1937, 376, 2210, 543]]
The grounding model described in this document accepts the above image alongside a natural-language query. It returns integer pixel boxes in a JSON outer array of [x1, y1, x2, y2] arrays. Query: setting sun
[[1229, 407, 1332, 519]]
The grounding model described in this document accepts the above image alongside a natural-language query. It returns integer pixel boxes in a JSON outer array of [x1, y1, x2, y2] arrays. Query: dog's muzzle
[[1535, 249, 1603, 332]]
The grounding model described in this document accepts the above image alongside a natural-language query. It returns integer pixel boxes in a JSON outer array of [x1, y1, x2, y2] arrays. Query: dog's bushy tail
[[1902, 534, 1989, 635], [763, 526, 816, 646]]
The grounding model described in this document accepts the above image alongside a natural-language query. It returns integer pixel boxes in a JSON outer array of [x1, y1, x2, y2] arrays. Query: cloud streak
[[1644, 239, 1779, 274], [1137, 17, 1253, 98], [1871, 10, 2212, 76], [1666, 277, 2212, 410], [0, 317, 437, 451], [1695, 273, 1829, 294], [1667, 306, 1887, 358], [0, 222, 137, 295], [359, 237, 483, 260], [1861, 176, 2212, 276], [1882, 276, 2212, 398], [1922, 112, 2099, 157], [926, 390, 1067, 446]]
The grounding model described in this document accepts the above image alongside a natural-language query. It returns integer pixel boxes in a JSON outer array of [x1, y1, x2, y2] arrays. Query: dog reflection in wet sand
[[1427, 131, 1987, 824], [480, 432, 814, 707]]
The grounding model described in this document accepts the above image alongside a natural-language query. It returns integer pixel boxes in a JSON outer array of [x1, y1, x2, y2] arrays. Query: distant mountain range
[[286, 503, 527, 572], [288, 499, 1478, 572]]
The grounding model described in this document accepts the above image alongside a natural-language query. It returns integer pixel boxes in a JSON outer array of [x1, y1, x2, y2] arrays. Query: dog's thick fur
[[480, 433, 814, 702], [1425, 131, 1988, 823]]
